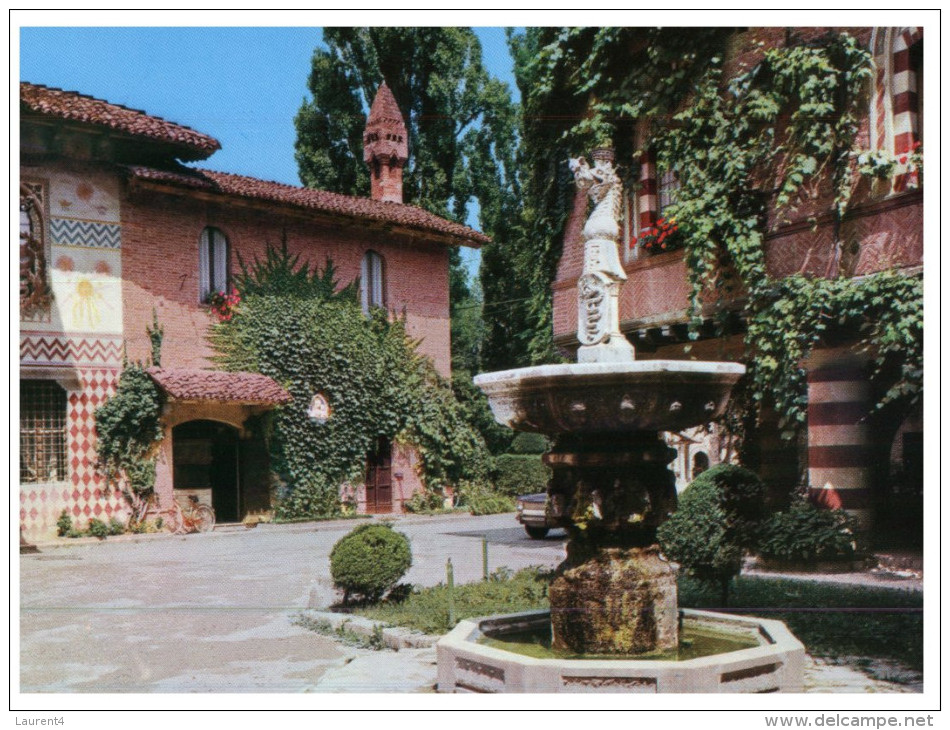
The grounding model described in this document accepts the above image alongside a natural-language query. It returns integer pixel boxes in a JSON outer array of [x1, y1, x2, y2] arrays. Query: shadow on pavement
[[445, 526, 567, 547]]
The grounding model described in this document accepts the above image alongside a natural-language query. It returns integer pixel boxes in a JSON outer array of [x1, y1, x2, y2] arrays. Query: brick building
[[552, 27, 924, 531], [19, 81, 486, 540]]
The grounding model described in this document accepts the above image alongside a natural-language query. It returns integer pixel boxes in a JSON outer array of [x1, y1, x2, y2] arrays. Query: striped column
[[805, 351, 874, 530], [891, 28, 922, 193], [891, 27, 921, 157], [638, 152, 657, 231]]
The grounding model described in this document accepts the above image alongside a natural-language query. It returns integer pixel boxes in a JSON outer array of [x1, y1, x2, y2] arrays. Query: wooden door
[[365, 437, 393, 514]]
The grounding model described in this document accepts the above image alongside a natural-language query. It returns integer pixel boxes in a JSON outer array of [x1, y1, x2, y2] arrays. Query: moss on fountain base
[[550, 543, 678, 654]]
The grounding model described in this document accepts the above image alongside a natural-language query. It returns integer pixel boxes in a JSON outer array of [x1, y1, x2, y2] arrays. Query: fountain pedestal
[[551, 544, 679, 654], [544, 430, 680, 654]]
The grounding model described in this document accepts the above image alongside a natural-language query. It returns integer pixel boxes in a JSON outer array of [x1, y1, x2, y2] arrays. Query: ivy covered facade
[[550, 27, 924, 535], [19, 81, 484, 540]]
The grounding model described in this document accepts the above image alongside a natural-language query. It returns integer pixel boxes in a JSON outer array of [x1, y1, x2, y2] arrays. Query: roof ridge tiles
[[20, 81, 221, 159], [127, 165, 489, 246]]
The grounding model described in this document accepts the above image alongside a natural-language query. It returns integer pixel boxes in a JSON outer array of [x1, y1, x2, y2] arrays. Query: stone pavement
[[18, 512, 564, 693], [18, 512, 923, 694]]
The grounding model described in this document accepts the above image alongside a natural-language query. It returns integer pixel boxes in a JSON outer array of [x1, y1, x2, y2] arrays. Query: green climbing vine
[[517, 28, 923, 436], [210, 243, 490, 519], [95, 314, 166, 512], [94, 366, 164, 502]]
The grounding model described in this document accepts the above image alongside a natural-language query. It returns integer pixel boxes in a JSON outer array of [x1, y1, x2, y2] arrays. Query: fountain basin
[[436, 609, 805, 693], [474, 361, 745, 433]]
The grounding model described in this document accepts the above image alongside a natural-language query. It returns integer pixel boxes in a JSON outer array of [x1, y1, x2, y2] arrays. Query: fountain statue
[[568, 149, 636, 364], [436, 149, 805, 693]]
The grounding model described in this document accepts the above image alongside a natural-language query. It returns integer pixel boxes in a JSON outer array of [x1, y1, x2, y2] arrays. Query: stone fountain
[[436, 149, 805, 693]]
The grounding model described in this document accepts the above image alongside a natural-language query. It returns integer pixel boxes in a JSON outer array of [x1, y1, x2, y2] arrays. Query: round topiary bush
[[507, 432, 551, 455], [657, 463, 766, 605], [492, 453, 551, 497], [329, 523, 412, 604]]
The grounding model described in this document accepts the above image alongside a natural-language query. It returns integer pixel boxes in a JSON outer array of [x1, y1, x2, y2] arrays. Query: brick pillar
[[805, 349, 874, 531]]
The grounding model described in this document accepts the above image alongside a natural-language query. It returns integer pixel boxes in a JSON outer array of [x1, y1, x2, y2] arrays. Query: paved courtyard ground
[[19, 512, 922, 694], [19, 513, 564, 693]]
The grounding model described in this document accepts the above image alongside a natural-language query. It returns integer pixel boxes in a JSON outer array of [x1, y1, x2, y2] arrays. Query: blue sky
[[19, 26, 518, 188], [19, 25, 518, 279]]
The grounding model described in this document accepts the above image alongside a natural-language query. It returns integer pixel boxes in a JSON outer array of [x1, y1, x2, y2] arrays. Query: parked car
[[516, 493, 554, 539]]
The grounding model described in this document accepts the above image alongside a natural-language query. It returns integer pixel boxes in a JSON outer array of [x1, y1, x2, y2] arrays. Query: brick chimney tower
[[363, 81, 409, 204]]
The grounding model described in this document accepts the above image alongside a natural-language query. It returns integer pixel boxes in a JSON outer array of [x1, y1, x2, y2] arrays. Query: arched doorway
[[172, 420, 240, 523], [691, 451, 710, 481]]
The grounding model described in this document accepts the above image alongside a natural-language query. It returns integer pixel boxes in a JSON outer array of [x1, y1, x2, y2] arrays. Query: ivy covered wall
[[519, 27, 922, 442]]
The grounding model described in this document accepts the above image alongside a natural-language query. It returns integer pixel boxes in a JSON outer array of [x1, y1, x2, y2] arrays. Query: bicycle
[[173, 495, 216, 535], [125, 493, 215, 534]]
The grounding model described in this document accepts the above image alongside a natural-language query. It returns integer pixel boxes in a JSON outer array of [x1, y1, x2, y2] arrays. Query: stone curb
[[25, 530, 183, 550], [298, 608, 441, 651], [22, 510, 491, 551], [257, 510, 482, 534]]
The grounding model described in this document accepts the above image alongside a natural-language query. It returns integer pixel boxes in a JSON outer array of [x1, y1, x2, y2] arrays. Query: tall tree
[[294, 27, 521, 370], [295, 28, 516, 222]]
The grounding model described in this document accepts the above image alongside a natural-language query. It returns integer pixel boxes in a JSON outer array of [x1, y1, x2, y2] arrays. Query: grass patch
[[350, 567, 922, 672], [403, 507, 466, 517], [293, 614, 387, 651], [355, 566, 551, 635], [272, 514, 368, 525], [679, 576, 923, 671], [355, 569, 922, 671]]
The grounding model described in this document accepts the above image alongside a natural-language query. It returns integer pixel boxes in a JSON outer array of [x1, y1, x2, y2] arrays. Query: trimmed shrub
[[658, 463, 766, 605], [492, 453, 550, 497], [711, 464, 768, 548], [507, 432, 551, 455], [456, 480, 516, 516], [757, 501, 856, 564], [329, 523, 412, 604]]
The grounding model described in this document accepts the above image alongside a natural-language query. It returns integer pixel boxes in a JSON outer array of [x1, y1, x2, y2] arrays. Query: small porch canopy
[[146, 368, 292, 522], [147, 368, 292, 407]]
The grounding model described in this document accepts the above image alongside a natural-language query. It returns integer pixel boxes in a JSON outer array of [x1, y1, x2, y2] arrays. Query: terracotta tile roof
[[21, 82, 220, 160], [126, 165, 489, 247], [147, 368, 292, 405], [364, 82, 408, 164], [367, 82, 406, 129]]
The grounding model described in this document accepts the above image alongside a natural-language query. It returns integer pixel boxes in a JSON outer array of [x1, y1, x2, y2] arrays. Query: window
[[199, 227, 230, 302], [622, 186, 641, 262], [658, 168, 680, 216], [627, 158, 682, 259], [360, 250, 385, 313], [20, 380, 68, 483]]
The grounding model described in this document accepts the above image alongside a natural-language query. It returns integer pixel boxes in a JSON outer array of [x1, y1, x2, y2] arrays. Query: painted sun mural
[[66, 278, 108, 329]]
